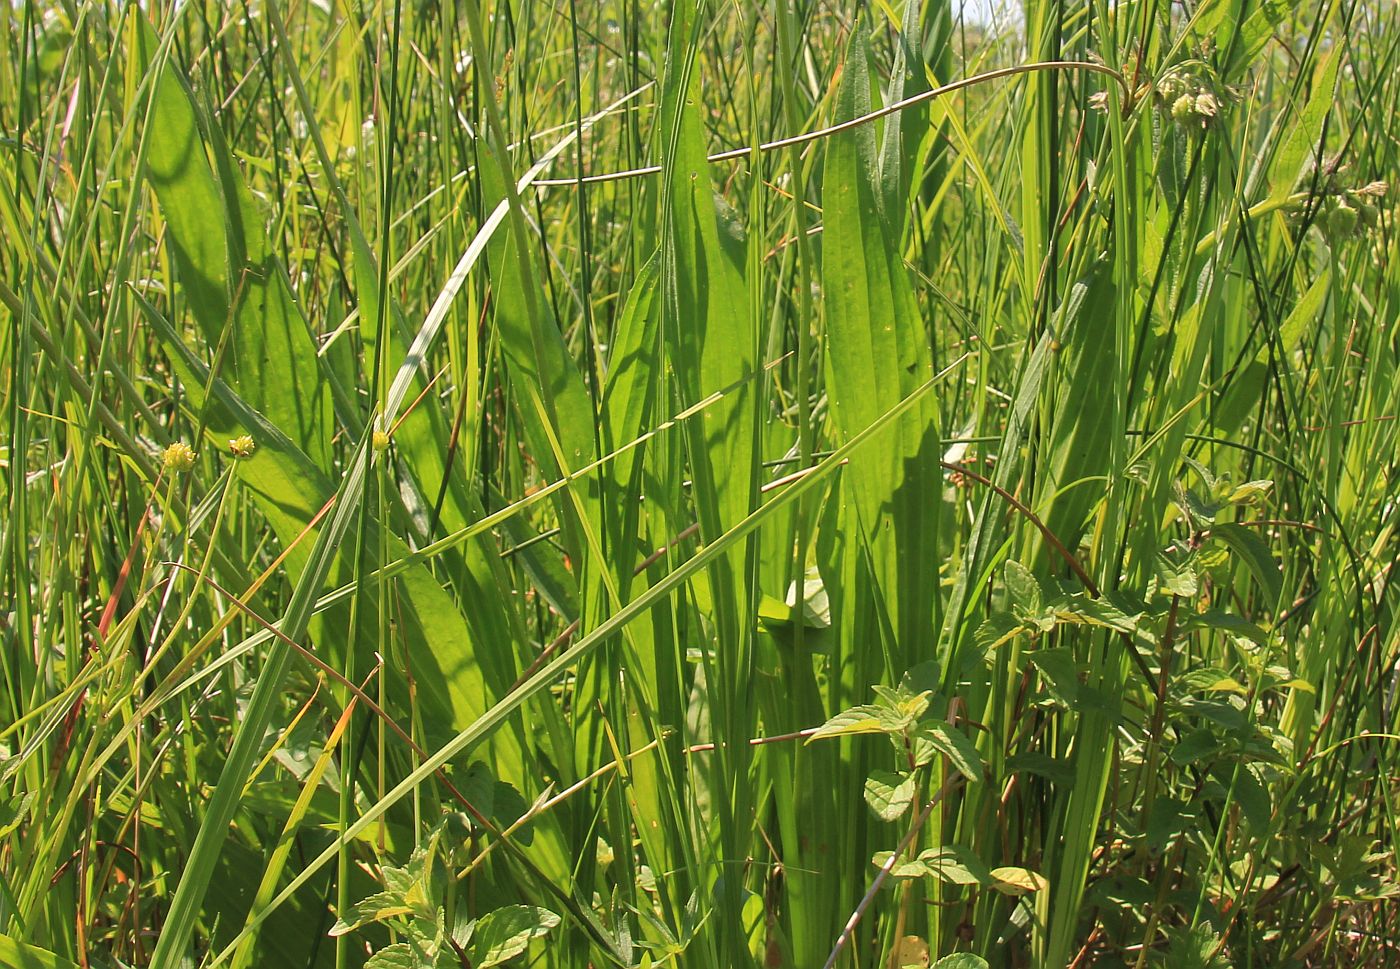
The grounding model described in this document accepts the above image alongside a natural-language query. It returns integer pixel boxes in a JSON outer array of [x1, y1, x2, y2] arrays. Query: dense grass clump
[[2, 0, 1398, 966]]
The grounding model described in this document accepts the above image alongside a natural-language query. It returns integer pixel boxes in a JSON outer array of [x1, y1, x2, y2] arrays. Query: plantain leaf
[[822, 18, 941, 668]]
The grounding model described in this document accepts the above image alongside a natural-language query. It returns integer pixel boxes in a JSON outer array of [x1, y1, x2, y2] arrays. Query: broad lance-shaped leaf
[[821, 18, 941, 668], [136, 250, 514, 752], [127, 29, 536, 948], [134, 16, 333, 467], [479, 148, 600, 536], [656, 0, 757, 586], [1034, 257, 1121, 571], [598, 255, 662, 587], [878, 0, 931, 222], [653, 7, 760, 958]]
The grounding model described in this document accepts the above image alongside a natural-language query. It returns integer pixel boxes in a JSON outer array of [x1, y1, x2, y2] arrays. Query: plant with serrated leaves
[[808, 664, 1048, 964], [331, 813, 559, 969]]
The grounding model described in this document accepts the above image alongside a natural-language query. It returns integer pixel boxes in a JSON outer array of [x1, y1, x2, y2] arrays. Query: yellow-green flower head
[[228, 435, 256, 459], [372, 429, 391, 453], [1171, 93, 1196, 121], [162, 441, 197, 472]]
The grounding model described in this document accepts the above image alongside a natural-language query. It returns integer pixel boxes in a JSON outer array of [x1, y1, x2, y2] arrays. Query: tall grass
[[2, 0, 1398, 966]]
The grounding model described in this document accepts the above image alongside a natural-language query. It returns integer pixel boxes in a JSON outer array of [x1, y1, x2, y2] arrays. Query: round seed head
[[162, 441, 197, 472], [1327, 199, 1358, 237], [228, 434, 256, 459]]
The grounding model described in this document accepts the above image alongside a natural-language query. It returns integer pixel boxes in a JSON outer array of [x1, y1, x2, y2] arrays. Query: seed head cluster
[[161, 441, 197, 472], [228, 434, 257, 459], [1156, 65, 1232, 130]]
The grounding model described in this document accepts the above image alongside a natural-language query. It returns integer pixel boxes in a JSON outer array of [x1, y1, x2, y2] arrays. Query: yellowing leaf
[[894, 934, 930, 968], [989, 866, 1049, 895]]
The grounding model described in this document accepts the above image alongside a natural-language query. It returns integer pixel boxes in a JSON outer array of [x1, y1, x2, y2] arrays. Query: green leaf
[[874, 846, 985, 884], [656, 0, 756, 574], [899, 660, 942, 696], [1181, 609, 1270, 645], [915, 724, 983, 782], [1174, 695, 1249, 733], [1052, 593, 1146, 637], [1154, 554, 1199, 598], [877, 0, 930, 221], [1036, 259, 1121, 566], [1225, 0, 1292, 79], [821, 16, 942, 661], [1217, 269, 1331, 434], [807, 704, 909, 742], [973, 612, 1024, 654], [468, 905, 561, 968], [1171, 728, 1224, 766], [1225, 479, 1273, 506], [363, 943, 427, 969], [330, 891, 415, 937], [933, 955, 990, 969], [1215, 761, 1273, 833], [1211, 523, 1284, 610], [1027, 649, 1083, 709], [1087, 874, 1155, 910], [0, 792, 33, 840], [1177, 488, 1222, 527], [1005, 752, 1074, 786], [864, 770, 917, 822], [915, 845, 990, 885], [1003, 561, 1043, 622], [872, 684, 932, 723], [0, 936, 83, 969], [1155, 925, 1231, 969], [136, 14, 332, 466], [1147, 796, 1197, 852]]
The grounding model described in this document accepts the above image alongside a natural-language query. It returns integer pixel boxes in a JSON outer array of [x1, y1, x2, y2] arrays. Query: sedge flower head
[[228, 435, 256, 459], [162, 441, 197, 472]]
